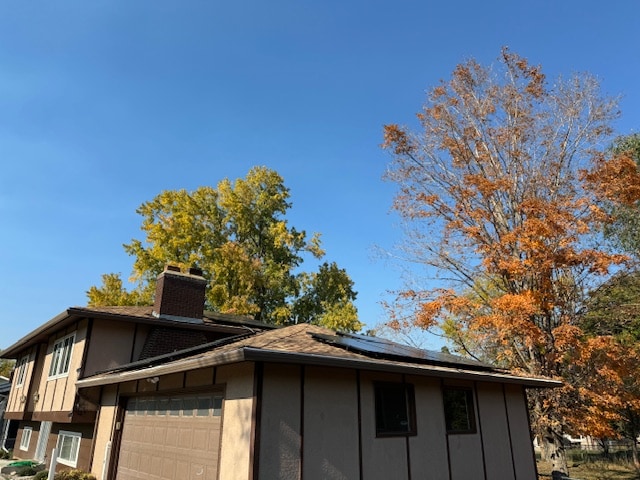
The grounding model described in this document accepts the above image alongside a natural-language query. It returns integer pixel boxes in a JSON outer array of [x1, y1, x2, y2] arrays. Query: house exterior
[[77, 323, 559, 480], [2, 265, 559, 479], [0, 266, 269, 472]]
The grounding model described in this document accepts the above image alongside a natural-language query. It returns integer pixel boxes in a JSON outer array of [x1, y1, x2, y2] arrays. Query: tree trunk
[[631, 438, 639, 471], [541, 426, 569, 477]]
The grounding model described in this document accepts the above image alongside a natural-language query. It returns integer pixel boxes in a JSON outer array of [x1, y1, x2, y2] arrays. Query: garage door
[[116, 392, 223, 480]]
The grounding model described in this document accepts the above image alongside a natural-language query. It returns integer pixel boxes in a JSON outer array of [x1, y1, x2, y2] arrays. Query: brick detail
[[153, 268, 207, 320], [139, 327, 209, 360]]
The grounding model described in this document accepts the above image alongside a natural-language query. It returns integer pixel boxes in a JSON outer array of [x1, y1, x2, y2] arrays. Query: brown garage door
[[116, 392, 223, 480]]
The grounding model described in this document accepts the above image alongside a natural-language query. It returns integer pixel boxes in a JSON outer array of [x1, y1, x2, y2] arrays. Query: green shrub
[[54, 469, 97, 480], [31, 469, 98, 480], [0, 449, 12, 459], [17, 465, 40, 476], [33, 471, 49, 480]]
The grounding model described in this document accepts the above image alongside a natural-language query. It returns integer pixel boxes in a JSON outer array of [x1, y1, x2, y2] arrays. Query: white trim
[[56, 430, 82, 468], [35, 421, 52, 462], [48, 333, 75, 380], [19, 426, 32, 451], [14, 354, 29, 387]]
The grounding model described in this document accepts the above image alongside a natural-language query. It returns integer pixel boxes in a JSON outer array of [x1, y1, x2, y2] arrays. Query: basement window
[[19, 427, 32, 451], [443, 387, 476, 434], [374, 382, 416, 436], [56, 430, 81, 467], [48, 333, 75, 379]]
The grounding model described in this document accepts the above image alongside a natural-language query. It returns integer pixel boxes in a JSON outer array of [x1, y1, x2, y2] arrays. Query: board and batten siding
[[88, 359, 538, 480], [35, 321, 88, 416], [257, 364, 537, 480], [359, 370, 410, 479], [408, 375, 450, 478], [4, 345, 37, 417], [477, 382, 518, 479], [505, 383, 538, 479]]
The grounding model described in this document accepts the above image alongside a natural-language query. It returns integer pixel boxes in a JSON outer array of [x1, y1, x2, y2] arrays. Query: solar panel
[[312, 332, 494, 371]]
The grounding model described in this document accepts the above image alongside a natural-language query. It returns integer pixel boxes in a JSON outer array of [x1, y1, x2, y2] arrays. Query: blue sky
[[1, 1, 639, 349]]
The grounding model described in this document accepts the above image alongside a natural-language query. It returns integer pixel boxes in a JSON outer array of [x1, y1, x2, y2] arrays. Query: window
[[48, 334, 75, 378], [212, 395, 223, 416], [129, 393, 223, 417], [442, 387, 476, 434], [14, 354, 29, 386], [374, 382, 416, 436], [56, 431, 81, 467], [19, 427, 32, 451]]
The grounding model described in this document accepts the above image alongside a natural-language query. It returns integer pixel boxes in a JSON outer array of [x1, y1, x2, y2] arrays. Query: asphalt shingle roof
[[77, 323, 561, 389]]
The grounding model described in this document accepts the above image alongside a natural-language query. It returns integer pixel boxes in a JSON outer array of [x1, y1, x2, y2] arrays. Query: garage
[[115, 392, 223, 480]]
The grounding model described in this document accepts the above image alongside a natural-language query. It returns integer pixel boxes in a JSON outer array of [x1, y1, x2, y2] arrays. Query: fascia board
[[242, 347, 562, 388], [75, 348, 246, 388]]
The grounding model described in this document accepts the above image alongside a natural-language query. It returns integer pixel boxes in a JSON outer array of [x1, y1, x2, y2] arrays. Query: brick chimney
[[152, 265, 207, 323]]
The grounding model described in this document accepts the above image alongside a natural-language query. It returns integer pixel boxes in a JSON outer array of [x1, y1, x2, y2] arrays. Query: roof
[[1, 305, 273, 358], [0, 380, 11, 396], [76, 323, 561, 389]]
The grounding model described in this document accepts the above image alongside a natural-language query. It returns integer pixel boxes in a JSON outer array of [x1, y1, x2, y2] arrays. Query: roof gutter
[[242, 348, 561, 388], [1, 308, 254, 358], [76, 345, 561, 390]]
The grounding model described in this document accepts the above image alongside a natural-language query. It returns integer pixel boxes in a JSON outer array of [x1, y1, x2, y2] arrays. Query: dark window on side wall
[[443, 387, 476, 434], [374, 382, 416, 436]]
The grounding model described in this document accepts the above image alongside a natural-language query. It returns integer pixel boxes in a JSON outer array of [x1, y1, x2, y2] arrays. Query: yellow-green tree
[[88, 166, 360, 330], [381, 49, 635, 475], [0, 355, 14, 378], [602, 133, 640, 260]]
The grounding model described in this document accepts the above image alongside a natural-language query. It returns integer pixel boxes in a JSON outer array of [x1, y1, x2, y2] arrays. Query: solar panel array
[[312, 331, 495, 371]]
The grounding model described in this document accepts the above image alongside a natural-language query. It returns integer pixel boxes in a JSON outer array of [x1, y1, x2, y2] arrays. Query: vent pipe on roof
[[152, 265, 207, 324]]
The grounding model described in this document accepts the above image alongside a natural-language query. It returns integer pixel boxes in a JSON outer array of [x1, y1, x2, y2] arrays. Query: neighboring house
[[76, 324, 559, 480], [0, 376, 13, 450], [0, 266, 270, 472]]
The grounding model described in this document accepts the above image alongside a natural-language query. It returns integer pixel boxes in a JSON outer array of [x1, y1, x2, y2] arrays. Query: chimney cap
[[166, 265, 181, 272], [189, 266, 204, 277]]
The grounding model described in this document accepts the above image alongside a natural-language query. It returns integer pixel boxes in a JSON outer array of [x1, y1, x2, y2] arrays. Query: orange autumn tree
[[381, 49, 626, 475], [567, 335, 640, 467]]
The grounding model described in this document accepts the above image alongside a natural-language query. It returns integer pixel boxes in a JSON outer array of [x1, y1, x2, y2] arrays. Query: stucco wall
[[303, 367, 360, 480], [217, 362, 255, 480], [258, 363, 301, 479], [83, 322, 137, 377], [91, 384, 119, 479]]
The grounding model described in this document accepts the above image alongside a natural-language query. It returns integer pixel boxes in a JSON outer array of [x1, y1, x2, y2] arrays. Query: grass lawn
[[537, 460, 640, 480]]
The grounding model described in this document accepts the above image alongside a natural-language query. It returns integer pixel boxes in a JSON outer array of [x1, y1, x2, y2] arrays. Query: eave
[[1, 307, 255, 358], [75, 346, 561, 390]]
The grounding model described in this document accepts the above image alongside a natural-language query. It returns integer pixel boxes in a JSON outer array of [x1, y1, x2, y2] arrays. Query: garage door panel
[[178, 427, 192, 447], [161, 458, 175, 479], [116, 393, 222, 480]]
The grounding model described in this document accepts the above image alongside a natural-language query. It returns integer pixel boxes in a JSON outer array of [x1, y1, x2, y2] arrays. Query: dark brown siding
[[51, 423, 95, 472], [14, 421, 39, 460]]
